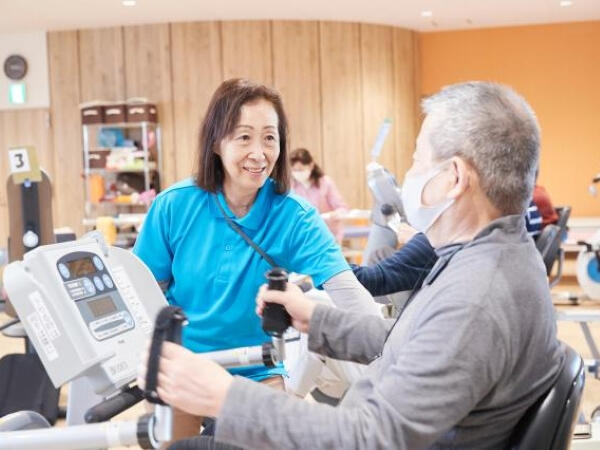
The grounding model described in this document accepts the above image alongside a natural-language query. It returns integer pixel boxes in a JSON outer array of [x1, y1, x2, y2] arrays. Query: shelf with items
[[82, 214, 146, 250], [87, 167, 158, 175], [82, 214, 146, 229], [83, 121, 158, 129], [89, 199, 151, 207], [81, 107, 161, 247], [85, 170, 160, 212]]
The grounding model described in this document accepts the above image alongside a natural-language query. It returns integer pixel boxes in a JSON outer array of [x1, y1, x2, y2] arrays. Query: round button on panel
[[93, 276, 104, 291], [58, 263, 70, 279], [93, 256, 104, 271], [83, 278, 96, 295], [102, 274, 114, 289]]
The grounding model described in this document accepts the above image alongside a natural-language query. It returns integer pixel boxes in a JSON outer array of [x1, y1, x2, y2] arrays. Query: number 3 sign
[[8, 146, 42, 183], [9, 148, 31, 172]]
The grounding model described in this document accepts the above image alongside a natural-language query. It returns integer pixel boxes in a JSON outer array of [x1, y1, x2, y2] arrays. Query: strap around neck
[[213, 194, 277, 268]]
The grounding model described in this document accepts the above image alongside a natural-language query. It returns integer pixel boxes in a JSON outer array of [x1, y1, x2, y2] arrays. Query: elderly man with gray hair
[[142, 82, 565, 450]]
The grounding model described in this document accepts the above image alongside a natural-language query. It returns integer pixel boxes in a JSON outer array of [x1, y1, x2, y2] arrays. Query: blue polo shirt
[[133, 178, 349, 380]]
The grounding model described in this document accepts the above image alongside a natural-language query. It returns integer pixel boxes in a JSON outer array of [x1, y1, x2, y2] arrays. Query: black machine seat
[[536, 205, 571, 288], [509, 344, 584, 450], [536, 224, 561, 275], [555, 206, 571, 235]]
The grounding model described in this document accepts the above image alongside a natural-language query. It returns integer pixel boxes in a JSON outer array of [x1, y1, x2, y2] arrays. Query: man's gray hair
[[422, 81, 540, 215]]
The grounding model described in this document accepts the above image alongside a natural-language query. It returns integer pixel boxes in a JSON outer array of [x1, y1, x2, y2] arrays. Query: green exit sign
[[9, 83, 26, 104]]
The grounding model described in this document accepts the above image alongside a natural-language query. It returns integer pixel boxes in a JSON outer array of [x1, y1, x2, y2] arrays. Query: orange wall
[[420, 21, 600, 217]]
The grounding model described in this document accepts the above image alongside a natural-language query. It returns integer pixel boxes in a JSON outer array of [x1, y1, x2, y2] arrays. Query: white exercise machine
[[570, 174, 600, 303], [576, 231, 600, 302], [363, 118, 406, 264], [0, 233, 282, 449]]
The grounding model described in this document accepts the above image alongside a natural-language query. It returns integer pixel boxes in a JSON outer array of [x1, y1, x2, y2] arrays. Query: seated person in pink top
[[290, 148, 348, 244]]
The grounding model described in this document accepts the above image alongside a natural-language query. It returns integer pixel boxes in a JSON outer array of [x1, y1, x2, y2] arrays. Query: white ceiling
[[0, 0, 599, 33]]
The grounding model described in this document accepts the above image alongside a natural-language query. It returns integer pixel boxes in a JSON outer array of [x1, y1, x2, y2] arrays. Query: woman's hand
[[256, 282, 316, 333], [137, 341, 233, 418], [395, 222, 418, 245], [320, 211, 334, 221], [321, 208, 344, 222]]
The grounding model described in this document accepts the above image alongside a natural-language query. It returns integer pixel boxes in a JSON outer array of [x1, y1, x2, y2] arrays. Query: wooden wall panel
[[393, 28, 420, 178], [78, 27, 126, 102], [123, 24, 176, 186], [319, 22, 365, 207], [360, 24, 397, 192], [0, 109, 54, 247], [221, 21, 272, 85], [272, 21, 323, 164], [170, 22, 223, 181], [47, 30, 84, 236], [22, 19, 419, 236], [0, 115, 8, 247]]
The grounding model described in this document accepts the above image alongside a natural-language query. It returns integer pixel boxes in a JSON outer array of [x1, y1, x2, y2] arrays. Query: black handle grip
[[262, 268, 292, 337], [144, 306, 187, 405], [85, 386, 144, 423], [380, 203, 394, 216]]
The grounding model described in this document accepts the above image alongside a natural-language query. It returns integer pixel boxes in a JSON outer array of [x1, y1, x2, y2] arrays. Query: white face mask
[[292, 170, 311, 184], [401, 161, 455, 233]]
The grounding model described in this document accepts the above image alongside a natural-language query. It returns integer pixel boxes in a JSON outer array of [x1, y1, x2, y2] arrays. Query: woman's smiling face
[[219, 99, 281, 196]]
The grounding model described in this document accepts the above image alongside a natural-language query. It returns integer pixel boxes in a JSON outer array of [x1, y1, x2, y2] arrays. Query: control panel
[[57, 252, 133, 341], [2, 234, 167, 396]]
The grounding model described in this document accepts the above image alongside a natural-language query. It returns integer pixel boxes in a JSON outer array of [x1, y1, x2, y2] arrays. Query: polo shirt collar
[[425, 215, 526, 285], [210, 178, 275, 230]]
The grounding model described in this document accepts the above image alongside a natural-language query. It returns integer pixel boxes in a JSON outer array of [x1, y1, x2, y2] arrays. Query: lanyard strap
[[213, 194, 277, 268], [378, 243, 465, 353]]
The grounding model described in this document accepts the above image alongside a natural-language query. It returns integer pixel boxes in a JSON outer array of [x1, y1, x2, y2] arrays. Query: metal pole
[[0, 420, 140, 450]]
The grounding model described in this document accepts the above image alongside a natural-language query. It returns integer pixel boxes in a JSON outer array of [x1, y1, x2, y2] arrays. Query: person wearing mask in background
[[133, 79, 380, 445], [290, 148, 348, 244], [140, 81, 564, 450]]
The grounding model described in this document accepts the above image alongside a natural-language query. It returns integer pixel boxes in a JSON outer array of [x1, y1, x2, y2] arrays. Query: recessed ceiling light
[[421, 10, 433, 17], [122, 0, 136, 6], [560, 0, 573, 6]]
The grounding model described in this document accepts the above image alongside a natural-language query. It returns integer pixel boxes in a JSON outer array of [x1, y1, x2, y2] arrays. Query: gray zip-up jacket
[[215, 215, 565, 449]]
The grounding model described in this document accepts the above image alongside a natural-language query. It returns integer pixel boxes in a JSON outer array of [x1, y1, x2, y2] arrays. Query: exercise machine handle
[[84, 385, 144, 423], [144, 306, 187, 405], [262, 268, 291, 337], [577, 241, 594, 252]]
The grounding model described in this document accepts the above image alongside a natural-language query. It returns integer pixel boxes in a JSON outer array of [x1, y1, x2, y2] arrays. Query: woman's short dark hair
[[289, 148, 324, 187], [195, 78, 290, 194]]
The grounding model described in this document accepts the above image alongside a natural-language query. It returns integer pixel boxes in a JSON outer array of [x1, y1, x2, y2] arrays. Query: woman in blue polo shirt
[[133, 78, 379, 442]]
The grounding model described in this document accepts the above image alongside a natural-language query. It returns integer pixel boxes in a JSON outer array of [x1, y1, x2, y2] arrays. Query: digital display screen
[[67, 258, 96, 277], [88, 296, 117, 318]]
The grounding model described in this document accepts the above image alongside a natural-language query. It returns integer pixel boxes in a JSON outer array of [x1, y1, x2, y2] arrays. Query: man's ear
[[446, 157, 471, 199]]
